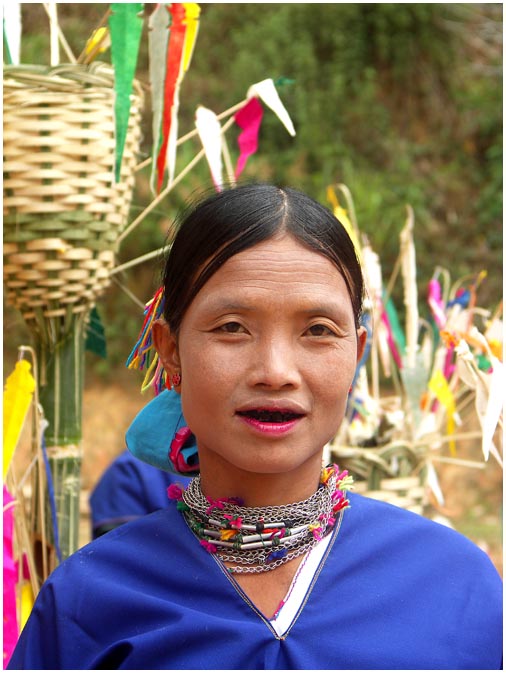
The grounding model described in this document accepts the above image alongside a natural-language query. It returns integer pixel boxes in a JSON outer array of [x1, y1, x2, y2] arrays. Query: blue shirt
[[9, 492, 503, 669]]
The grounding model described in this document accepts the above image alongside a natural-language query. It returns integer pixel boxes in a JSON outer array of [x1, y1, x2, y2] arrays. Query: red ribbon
[[156, 3, 187, 192]]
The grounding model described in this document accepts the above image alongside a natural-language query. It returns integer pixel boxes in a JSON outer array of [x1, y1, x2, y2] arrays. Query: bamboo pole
[[42, 3, 76, 63], [117, 148, 206, 244], [121, 107, 244, 243], [34, 315, 86, 561], [110, 246, 170, 276]]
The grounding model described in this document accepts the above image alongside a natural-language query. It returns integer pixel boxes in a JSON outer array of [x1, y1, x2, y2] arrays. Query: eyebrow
[[298, 305, 355, 325], [203, 300, 253, 313], [203, 298, 352, 320], [298, 304, 349, 315]]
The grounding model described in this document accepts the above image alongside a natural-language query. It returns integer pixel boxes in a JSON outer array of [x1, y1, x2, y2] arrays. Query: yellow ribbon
[[182, 3, 201, 73], [19, 581, 34, 630], [3, 360, 35, 479], [84, 26, 111, 60], [428, 369, 457, 456], [326, 186, 362, 262]]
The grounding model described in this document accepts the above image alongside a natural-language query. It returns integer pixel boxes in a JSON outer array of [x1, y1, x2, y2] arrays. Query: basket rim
[[3, 62, 143, 97]]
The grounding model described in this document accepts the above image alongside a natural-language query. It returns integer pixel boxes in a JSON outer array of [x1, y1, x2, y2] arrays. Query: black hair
[[162, 183, 364, 333]]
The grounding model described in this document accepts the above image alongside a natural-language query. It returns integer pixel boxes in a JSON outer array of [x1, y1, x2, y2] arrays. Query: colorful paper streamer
[[3, 1, 21, 65], [247, 78, 296, 137], [3, 359, 35, 480], [195, 105, 223, 190], [149, 4, 172, 192], [109, 2, 143, 182], [3, 486, 18, 668], [234, 97, 264, 178], [428, 278, 447, 329], [428, 369, 458, 456], [326, 186, 362, 262], [155, 3, 200, 192]]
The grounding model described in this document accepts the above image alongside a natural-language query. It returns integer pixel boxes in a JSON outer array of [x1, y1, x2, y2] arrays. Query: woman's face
[[156, 233, 366, 487]]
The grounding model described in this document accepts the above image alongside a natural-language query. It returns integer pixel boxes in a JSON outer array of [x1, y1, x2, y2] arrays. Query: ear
[[356, 326, 367, 364], [152, 319, 180, 379]]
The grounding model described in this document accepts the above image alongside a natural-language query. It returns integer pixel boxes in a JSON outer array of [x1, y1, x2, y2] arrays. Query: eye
[[217, 321, 246, 334], [305, 323, 337, 337]]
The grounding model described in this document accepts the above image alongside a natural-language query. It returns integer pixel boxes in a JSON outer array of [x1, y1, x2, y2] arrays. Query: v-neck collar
[[211, 510, 344, 640], [269, 532, 332, 636]]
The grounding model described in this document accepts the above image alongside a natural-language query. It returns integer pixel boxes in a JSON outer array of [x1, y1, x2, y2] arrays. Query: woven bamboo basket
[[330, 442, 428, 515], [329, 394, 430, 514], [3, 62, 143, 344]]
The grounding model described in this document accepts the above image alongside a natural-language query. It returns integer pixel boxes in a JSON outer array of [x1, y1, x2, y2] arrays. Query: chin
[[230, 451, 323, 477]]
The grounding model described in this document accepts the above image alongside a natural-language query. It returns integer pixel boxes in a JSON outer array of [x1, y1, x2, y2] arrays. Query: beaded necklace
[[168, 464, 353, 574]]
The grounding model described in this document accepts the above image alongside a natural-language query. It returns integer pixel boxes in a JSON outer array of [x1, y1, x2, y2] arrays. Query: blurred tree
[[182, 3, 502, 308], [4, 2, 502, 379]]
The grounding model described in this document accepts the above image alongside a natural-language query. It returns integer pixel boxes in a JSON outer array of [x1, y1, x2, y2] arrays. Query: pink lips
[[236, 408, 304, 436], [239, 415, 301, 435]]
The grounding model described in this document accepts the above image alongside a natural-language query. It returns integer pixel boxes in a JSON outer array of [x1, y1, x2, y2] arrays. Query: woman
[[9, 184, 502, 669]]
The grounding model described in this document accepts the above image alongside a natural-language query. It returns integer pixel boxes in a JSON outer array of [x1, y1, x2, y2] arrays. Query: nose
[[246, 335, 302, 390]]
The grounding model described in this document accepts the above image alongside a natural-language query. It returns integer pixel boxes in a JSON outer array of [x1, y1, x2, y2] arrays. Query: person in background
[[89, 450, 191, 538], [9, 184, 502, 669]]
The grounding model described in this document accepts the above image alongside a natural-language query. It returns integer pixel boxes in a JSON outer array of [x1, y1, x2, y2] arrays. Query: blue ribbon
[[40, 427, 63, 564]]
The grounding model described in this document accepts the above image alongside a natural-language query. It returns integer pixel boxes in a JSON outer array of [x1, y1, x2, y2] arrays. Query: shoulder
[[47, 508, 182, 592], [317, 493, 503, 669], [343, 491, 500, 569], [340, 492, 502, 625], [8, 508, 197, 669], [345, 491, 495, 554], [26, 507, 193, 630]]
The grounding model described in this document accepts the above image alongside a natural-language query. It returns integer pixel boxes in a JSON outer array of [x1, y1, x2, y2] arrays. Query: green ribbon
[[85, 306, 107, 358], [384, 295, 406, 356], [109, 3, 144, 182]]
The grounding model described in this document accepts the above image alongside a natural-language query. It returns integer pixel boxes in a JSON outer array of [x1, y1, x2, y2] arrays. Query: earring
[[171, 372, 181, 387]]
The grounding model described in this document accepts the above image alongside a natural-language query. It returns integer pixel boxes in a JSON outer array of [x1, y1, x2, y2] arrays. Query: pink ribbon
[[234, 97, 264, 178], [3, 485, 18, 668], [428, 279, 447, 329], [168, 426, 196, 473], [380, 310, 403, 369]]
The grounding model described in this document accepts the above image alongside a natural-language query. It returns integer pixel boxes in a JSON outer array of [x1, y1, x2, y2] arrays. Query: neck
[[169, 463, 353, 574], [197, 453, 324, 507]]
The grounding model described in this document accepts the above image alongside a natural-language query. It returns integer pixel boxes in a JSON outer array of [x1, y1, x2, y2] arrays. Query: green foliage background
[[4, 3, 502, 379]]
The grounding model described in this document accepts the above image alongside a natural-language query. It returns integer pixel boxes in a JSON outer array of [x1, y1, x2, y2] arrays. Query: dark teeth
[[239, 410, 300, 423]]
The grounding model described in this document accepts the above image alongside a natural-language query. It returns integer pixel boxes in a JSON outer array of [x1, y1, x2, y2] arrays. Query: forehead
[[192, 234, 353, 311]]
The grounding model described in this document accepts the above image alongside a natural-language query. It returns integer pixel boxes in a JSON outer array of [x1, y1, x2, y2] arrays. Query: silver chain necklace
[[174, 465, 353, 574]]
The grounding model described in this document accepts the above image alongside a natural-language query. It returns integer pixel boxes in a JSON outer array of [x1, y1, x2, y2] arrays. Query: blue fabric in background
[[89, 450, 190, 538]]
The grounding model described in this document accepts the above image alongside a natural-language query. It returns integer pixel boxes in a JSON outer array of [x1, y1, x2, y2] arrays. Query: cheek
[[316, 379, 350, 413], [178, 342, 238, 426], [315, 344, 357, 384], [310, 350, 356, 411], [180, 342, 239, 388]]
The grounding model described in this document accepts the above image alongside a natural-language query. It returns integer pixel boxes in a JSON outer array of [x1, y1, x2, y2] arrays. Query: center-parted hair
[[162, 184, 364, 333]]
